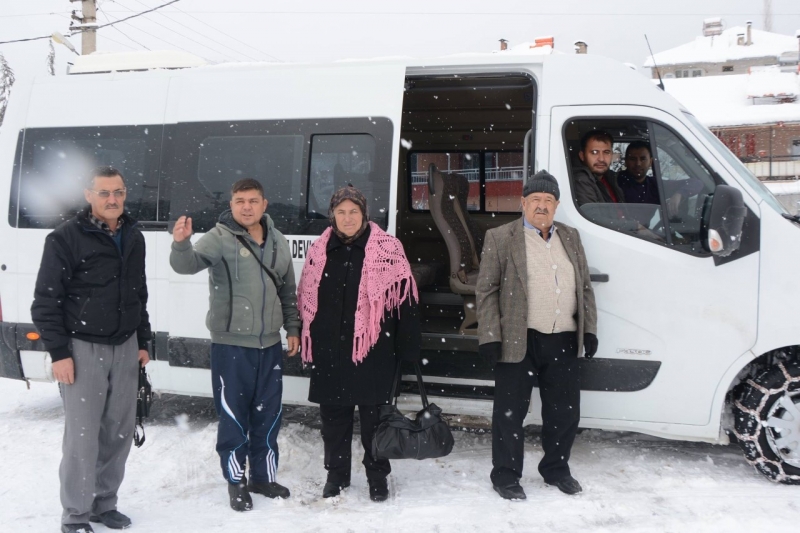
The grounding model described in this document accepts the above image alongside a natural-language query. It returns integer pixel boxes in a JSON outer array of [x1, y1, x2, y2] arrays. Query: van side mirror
[[702, 184, 746, 257]]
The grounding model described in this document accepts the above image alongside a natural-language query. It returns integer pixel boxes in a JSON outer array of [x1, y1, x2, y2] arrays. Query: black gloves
[[583, 333, 598, 359]]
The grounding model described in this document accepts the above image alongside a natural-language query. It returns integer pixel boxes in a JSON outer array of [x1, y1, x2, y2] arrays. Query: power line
[[0, 0, 182, 46], [109, 0, 238, 61], [108, 17, 206, 60], [97, 3, 150, 51], [128, 0, 261, 61], [100, 10, 800, 16], [169, 3, 281, 62], [125, 0, 248, 61], [99, 32, 138, 51], [0, 12, 72, 19]]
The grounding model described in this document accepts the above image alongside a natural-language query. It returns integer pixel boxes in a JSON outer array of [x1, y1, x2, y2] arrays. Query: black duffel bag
[[371, 361, 454, 460]]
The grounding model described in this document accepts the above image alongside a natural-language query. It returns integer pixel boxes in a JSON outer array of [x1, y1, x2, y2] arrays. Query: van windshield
[[682, 111, 787, 215]]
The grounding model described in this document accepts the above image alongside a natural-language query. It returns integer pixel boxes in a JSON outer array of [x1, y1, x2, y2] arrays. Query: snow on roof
[[746, 66, 798, 99], [644, 26, 799, 68], [764, 180, 800, 195], [69, 50, 206, 74], [663, 73, 800, 127]]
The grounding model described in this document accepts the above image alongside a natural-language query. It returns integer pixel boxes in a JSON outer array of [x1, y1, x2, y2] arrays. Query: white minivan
[[1, 51, 798, 484]]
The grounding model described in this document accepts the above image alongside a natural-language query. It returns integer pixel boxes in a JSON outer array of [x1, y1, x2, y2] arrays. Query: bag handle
[[388, 360, 429, 409], [235, 234, 284, 291]]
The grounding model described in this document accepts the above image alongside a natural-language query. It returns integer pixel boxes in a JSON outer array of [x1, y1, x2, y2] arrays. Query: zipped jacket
[[31, 207, 151, 362], [170, 210, 300, 349]]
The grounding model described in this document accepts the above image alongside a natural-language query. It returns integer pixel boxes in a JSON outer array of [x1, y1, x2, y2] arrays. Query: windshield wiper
[[782, 213, 800, 223]]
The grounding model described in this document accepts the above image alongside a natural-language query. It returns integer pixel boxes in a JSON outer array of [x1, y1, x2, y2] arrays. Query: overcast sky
[[1, 0, 799, 84]]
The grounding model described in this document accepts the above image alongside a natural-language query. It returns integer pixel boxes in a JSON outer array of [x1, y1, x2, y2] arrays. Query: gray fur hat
[[522, 169, 560, 200]]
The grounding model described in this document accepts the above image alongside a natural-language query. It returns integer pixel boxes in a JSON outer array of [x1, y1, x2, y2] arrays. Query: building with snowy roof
[[644, 20, 800, 79], [663, 66, 800, 182]]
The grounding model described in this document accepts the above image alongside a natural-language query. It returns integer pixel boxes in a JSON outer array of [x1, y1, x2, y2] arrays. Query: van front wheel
[[734, 360, 800, 484]]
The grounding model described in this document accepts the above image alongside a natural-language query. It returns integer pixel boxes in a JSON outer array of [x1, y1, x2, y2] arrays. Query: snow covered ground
[[2, 378, 797, 533]]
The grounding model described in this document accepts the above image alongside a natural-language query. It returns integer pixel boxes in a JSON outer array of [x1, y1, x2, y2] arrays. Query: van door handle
[[590, 274, 609, 282]]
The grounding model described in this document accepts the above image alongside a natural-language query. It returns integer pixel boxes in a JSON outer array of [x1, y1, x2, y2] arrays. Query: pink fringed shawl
[[298, 222, 418, 364]]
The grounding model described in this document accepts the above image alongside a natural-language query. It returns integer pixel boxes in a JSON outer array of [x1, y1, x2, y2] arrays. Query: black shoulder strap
[[235, 234, 284, 291], [388, 360, 428, 408]]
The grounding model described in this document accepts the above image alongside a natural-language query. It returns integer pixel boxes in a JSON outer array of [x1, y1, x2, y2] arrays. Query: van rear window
[[9, 126, 161, 228]]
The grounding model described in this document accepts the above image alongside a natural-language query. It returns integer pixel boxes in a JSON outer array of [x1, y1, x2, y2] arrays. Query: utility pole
[[764, 0, 773, 32], [70, 0, 97, 55]]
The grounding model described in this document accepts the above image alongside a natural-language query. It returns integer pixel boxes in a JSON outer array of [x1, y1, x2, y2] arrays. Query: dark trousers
[[319, 404, 391, 484], [211, 342, 283, 485], [491, 329, 580, 486]]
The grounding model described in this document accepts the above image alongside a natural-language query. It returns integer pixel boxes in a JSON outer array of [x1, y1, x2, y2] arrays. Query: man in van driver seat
[[170, 178, 300, 512], [476, 170, 598, 500], [31, 166, 151, 533], [572, 130, 624, 206]]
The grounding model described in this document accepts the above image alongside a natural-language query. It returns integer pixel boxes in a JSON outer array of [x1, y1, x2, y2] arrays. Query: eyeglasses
[[89, 188, 127, 199]]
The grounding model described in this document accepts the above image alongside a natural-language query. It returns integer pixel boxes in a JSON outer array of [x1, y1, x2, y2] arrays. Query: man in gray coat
[[476, 170, 598, 500], [170, 178, 300, 512]]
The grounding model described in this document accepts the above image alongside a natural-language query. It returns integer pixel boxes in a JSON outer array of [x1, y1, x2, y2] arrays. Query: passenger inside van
[[572, 131, 624, 206], [618, 141, 704, 220], [566, 118, 718, 250]]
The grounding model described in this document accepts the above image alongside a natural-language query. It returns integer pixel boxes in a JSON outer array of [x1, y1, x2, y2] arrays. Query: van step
[[421, 332, 478, 352]]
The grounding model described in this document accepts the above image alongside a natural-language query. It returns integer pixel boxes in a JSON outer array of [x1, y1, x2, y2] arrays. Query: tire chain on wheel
[[733, 360, 800, 484]]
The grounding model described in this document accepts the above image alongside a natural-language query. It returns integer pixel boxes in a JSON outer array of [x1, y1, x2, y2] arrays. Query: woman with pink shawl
[[297, 185, 421, 502]]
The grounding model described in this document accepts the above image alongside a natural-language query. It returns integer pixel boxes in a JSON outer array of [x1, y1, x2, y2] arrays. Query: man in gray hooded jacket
[[170, 178, 300, 512]]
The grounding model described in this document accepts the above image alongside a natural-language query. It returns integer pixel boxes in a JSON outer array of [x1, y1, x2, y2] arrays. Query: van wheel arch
[[729, 347, 800, 484]]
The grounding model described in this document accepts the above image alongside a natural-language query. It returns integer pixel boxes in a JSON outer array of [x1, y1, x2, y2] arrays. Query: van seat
[[427, 164, 484, 334]]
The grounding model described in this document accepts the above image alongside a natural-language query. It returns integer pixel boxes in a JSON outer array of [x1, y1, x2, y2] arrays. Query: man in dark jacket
[[572, 130, 624, 206], [477, 170, 598, 501], [31, 166, 151, 533], [170, 178, 300, 512], [618, 141, 705, 217]]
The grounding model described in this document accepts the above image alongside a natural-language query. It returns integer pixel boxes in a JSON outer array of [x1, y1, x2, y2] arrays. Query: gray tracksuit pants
[[60, 336, 139, 526]]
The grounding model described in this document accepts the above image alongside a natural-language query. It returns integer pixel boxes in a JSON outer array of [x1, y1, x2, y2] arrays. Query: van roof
[[33, 52, 689, 126]]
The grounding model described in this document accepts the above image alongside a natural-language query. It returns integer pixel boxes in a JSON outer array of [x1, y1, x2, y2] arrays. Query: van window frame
[[158, 117, 394, 236], [9, 124, 162, 230], [562, 115, 725, 258]]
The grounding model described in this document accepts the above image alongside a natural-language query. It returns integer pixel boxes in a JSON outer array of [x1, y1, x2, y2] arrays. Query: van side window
[[566, 118, 719, 255], [10, 126, 160, 228], [408, 151, 523, 213], [650, 123, 717, 252], [160, 122, 306, 235], [409, 152, 479, 211], [485, 152, 525, 212], [308, 134, 389, 226]]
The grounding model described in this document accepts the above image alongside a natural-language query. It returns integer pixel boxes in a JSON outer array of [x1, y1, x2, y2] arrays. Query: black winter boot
[[249, 480, 291, 499], [368, 478, 389, 502], [322, 479, 350, 498], [547, 475, 583, 495], [228, 477, 253, 512], [89, 510, 131, 529]]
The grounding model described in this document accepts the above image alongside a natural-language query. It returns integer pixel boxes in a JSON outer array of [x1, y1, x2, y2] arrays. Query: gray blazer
[[476, 219, 597, 363]]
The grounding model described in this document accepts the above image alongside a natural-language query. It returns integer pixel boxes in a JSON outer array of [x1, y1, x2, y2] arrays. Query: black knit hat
[[522, 169, 560, 200]]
